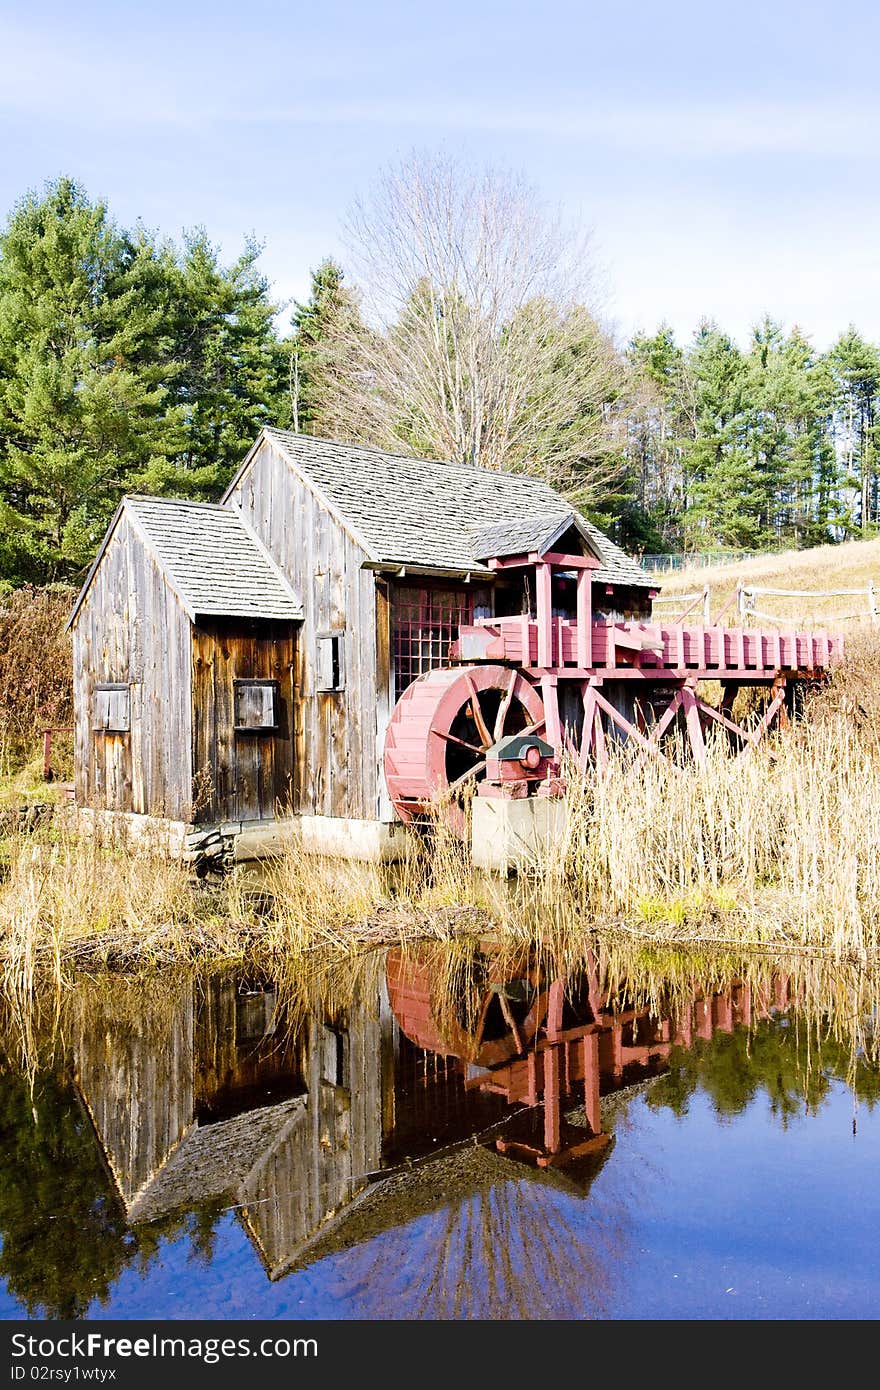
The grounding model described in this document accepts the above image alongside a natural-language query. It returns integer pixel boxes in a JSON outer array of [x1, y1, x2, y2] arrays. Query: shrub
[[0, 587, 75, 777]]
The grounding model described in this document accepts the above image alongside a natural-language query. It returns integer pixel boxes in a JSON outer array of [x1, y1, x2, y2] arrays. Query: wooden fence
[[652, 581, 879, 626], [651, 587, 712, 623], [739, 582, 878, 625]]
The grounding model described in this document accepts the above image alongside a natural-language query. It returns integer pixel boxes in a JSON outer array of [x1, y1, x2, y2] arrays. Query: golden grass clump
[[0, 814, 268, 1002], [1, 818, 194, 985], [654, 534, 880, 627], [549, 638, 880, 958]]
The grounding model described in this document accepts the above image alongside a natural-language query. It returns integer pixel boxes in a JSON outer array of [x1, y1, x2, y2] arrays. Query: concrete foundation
[[241, 815, 407, 864], [470, 795, 569, 874], [69, 801, 567, 875], [64, 807, 190, 858], [65, 805, 408, 866]]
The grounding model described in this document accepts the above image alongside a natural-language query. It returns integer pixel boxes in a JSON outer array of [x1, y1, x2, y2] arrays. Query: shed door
[[192, 621, 296, 825]]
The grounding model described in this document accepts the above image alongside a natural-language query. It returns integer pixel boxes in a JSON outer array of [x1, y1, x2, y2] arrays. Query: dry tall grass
[[654, 536, 880, 626], [3, 626, 880, 984], [0, 815, 262, 1004], [543, 627, 880, 958], [0, 587, 75, 779]]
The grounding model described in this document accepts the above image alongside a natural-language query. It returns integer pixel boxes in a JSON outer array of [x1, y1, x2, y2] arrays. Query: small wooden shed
[[68, 495, 302, 832], [69, 428, 654, 860]]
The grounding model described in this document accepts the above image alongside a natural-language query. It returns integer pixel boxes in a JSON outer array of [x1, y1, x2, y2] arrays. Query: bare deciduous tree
[[320, 151, 625, 503]]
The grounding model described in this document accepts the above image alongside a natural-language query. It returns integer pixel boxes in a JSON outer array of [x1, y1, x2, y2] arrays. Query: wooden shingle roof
[[275, 1141, 598, 1279], [238, 428, 651, 589], [68, 495, 303, 628], [127, 1097, 306, 1224]]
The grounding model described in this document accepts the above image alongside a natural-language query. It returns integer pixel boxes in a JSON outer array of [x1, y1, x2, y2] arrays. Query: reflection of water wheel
[[386, 947, 548, 1066], [383, 664, 545, 826]]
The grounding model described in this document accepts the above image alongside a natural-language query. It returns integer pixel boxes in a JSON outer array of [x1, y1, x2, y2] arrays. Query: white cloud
[[1, 15, 877, 161]]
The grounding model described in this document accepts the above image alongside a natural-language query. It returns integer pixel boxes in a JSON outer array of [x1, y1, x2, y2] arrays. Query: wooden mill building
[[68, 427, 654, 861]]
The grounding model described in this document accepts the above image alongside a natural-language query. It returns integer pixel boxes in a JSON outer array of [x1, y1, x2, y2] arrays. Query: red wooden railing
[[465, 617, 844, 677]]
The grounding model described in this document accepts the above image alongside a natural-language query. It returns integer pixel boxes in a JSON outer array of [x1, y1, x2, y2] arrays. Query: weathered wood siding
[[191, 620, 296, 824], [226, 440, 380, 820], [241, 990, 384, 1279], [71, 977, 195, 1210], [71, 514, 193, 820]]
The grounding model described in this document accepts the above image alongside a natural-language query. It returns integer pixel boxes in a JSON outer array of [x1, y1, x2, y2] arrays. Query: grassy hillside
[[651, 538, 880, 627]]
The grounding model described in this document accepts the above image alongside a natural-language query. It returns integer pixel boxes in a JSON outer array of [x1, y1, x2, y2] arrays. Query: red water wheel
[[386, 945, 550, 1066], [383, 664, 545, 825]]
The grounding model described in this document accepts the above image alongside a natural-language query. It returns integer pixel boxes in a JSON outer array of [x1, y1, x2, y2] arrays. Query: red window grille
[[392, 586, 474, 701]]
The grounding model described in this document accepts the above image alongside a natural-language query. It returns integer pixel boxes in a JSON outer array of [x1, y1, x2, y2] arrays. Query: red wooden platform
[[456, 616, 843, 680]]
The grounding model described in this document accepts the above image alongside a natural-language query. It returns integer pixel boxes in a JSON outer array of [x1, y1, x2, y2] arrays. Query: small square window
[[316, 632, 345, 691], [93, 684, 130, 733], [234, 679, 279, 731]]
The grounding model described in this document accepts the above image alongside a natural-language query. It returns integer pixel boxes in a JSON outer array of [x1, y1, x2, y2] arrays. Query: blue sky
[[1, 0, 879, 352]]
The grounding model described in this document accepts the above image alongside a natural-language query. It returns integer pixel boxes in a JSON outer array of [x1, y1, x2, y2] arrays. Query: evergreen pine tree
[[0, 178, 175, 581], [281, 258, 365, 438], [684, 323, 767, 548], [135, 230, 285, 497], [624, 325, 691, 549], [828, 327, 880, 535]]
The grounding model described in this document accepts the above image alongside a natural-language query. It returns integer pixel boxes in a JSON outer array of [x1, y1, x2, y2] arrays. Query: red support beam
[[681, 682, 707, 767], [535, 562, 553, 667], [543, 1045, 562, 1154], [541, 673, 562, 756], [540, 551, 601, 569], [547, 979, 565, 1038], [743, 678, 787, 756], [576, 568, 592, 667], [582, 1033, 601, 1136]]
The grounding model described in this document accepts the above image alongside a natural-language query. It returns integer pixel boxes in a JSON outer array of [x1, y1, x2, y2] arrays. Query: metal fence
[[640, 551, 768, 573]]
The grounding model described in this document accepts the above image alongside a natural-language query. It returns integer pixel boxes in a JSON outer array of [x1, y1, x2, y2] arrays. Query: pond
[[0, 938, 878, 1321]]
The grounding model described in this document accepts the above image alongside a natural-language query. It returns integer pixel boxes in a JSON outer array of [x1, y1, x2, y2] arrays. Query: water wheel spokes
[[383, 664, 546, 827], [464, 671, 494, 749]]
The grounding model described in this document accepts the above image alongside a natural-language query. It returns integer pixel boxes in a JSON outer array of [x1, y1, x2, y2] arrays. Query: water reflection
[[0, 940, 879, 1318]]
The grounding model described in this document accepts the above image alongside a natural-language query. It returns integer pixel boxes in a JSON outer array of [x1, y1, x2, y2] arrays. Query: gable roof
[[127, 1097, 306, 1224], [230, 428, 651, 589], [270, 1141, 588, 1279], [68, 495, 303, 629], [469, 510, 613, 566]]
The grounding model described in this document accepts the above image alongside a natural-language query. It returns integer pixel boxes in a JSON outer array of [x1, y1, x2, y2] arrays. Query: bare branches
[[319, 151, 625, 502]]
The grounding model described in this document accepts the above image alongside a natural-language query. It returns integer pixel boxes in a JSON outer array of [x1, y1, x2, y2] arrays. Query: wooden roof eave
[[222, 429, 380, 566], [361, 559, 493, 581], [66, 499, 131, 632], [539, 511, 596, 559]]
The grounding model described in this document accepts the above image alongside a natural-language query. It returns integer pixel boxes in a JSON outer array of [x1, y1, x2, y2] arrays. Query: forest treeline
[[1, 172, 879, 588]]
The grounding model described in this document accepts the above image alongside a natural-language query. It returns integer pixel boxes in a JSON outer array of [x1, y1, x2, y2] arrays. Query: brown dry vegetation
[[0, 586, 75, 783], [549, 626, 880, 957], [653, 536, 880, 626], [3, 571, 880, 986], [4, 614, 880, 994]]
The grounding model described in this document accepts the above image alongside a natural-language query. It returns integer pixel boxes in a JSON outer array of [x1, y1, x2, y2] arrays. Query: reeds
[[4, 629, 880, 983], [542, 638, 880, 958], [0, 814, 255, 1001]]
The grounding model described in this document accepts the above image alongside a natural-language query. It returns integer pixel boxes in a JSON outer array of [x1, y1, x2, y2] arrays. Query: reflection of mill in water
[[71, 954, 798, 1281], [386, 945, 792, 1170]]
